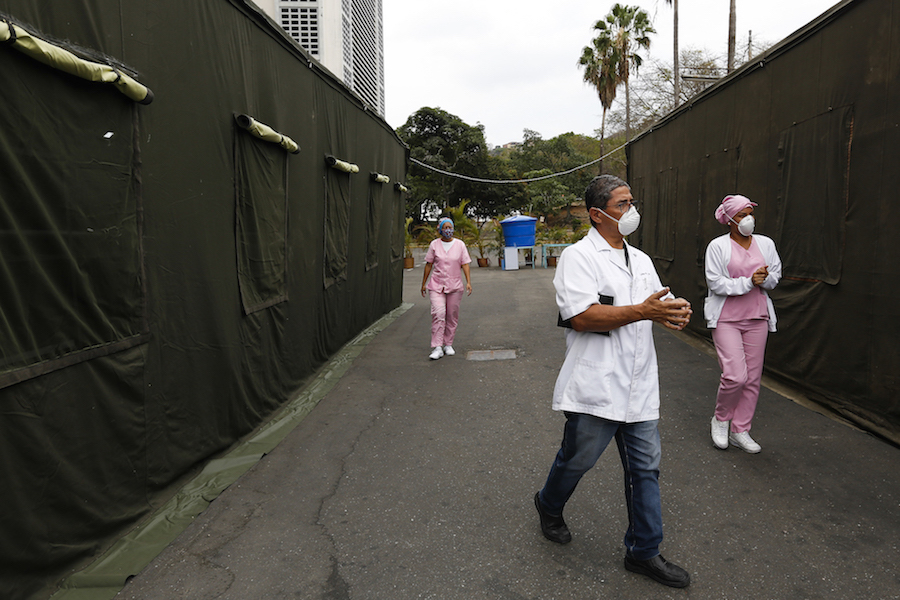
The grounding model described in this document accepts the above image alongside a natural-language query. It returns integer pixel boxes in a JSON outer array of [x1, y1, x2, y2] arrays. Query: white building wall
[[319, 0, 343, 75]]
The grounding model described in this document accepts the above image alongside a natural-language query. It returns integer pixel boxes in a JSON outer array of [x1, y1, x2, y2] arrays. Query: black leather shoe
[[624, 554, 690, 588], [534, 492, 571, 544]]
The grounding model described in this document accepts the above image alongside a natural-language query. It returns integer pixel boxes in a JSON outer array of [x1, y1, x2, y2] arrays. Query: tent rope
[[408, 140, 628, 185]]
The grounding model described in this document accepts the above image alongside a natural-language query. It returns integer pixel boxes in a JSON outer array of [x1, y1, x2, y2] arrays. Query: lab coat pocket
[[565, 356, 612, 408], [632, 272, 656, 303]]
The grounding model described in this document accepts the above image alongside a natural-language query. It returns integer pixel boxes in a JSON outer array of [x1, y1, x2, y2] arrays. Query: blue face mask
[[441, 228, 454, 238]]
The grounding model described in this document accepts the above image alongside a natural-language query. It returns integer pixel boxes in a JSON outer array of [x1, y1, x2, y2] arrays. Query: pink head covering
[[714, 194, 758, 224]]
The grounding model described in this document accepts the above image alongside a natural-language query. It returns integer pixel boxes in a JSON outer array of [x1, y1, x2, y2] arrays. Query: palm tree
[[727, 0, 737, 71], [593, 4, 655, 141], [578, 35, 618, 172], [664, 0, 680, 105]]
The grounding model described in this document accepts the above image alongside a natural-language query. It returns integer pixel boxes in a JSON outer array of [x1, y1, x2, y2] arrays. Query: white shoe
[[710, 417, 729, 450], [429, 347, 444, 360], [443, 345, 455, 356], [729, 431, 761, 454]]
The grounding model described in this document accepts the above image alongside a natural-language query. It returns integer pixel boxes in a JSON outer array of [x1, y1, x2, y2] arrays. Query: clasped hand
[[751, 266, 768, 286], [642, 288, 692, 331]]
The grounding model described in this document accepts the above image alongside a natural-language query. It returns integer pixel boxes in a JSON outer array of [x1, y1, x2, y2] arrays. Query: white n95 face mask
[[600, 206, 642, 236], [731, 214, 755, 237]]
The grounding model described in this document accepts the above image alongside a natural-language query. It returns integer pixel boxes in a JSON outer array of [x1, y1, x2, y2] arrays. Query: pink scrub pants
[[429, 290, 463, 348], [712, 319, 769, 433]]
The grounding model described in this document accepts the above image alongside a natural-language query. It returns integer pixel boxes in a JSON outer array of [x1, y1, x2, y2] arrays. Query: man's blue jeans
[[539, 412, 663, 560]]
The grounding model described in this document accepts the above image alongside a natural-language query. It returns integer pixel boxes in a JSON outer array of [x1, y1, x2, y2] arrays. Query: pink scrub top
[[720, 237, 768, 322], [424, 238, 471, 293]]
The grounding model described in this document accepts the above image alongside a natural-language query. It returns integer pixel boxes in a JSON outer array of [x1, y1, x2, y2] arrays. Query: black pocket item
[[557, 294, 614, 336]]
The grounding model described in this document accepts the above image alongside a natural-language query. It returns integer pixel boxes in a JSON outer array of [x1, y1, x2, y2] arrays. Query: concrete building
[[255, 0, 385, 116]]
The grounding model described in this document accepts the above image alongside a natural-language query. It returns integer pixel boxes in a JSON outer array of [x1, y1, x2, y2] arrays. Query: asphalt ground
[[116, 262, 900, 600]]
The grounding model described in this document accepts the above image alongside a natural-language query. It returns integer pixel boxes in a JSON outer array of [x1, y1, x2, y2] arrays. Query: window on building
[[351, 0, 380, 111], [279, 0, 319, 55], [342, 0, 353, 84]]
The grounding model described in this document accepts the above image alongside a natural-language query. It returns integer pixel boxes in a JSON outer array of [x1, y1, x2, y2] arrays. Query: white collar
[[587, 227, 630, 271]]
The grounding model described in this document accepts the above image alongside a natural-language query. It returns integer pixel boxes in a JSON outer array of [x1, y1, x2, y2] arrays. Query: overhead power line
[[408, 140, 629, 185]]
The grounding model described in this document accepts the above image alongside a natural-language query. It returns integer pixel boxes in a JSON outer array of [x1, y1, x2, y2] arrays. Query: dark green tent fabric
[[324, 165, 352, 289], [775, 106, 852, 285], [0, 1, 408, 598], [627, 0, 900, 445], [366, 182, 385, 271], [234, 127, 290, 314], [0, 48, 148, 389]]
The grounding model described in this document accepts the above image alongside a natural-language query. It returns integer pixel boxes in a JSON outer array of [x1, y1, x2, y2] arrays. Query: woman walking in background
[[421, 217, 472, 360], [704, 195, 782, 453]]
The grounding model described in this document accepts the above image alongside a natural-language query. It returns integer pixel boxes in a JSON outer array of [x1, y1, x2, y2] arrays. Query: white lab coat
[[703, 234, 782, 332], [552, 227, 668, 422]]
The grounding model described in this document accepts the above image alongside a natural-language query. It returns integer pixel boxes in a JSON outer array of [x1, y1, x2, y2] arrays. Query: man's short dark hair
[[584, 175, 630, 211]]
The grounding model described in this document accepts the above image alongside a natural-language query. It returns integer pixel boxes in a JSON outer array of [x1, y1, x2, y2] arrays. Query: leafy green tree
[[511, 131, 594, 199], [471, 152, 526, 219], [591, 131, 627, 182], [397, 115, 618, 226], [523, 169, 575, 220], [514, 130, 586, 173], [396, 107, 501, 221]]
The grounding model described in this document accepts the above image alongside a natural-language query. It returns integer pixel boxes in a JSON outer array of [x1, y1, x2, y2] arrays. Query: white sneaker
[[729, 431, 761, 454], [429, 346, 444, 360], [710, 417, 729, 450], [443, 345, 455, 356]]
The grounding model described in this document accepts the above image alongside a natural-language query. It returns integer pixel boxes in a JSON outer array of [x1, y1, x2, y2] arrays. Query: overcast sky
[[383, 0, 842, 146]]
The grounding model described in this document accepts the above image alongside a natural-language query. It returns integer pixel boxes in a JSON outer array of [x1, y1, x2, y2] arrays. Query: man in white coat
[[534, 175, 693, 588]]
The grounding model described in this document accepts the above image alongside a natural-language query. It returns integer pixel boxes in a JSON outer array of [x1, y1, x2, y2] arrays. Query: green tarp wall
[[627, 0, 900, 445], [0, 1, 408, 598]]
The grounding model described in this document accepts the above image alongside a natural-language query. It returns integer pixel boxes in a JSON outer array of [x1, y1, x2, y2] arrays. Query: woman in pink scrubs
[[704, 195, 782, 453], [421, 217, 473, 360]]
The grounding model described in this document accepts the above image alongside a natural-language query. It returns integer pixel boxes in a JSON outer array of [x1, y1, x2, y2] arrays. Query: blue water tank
[[500, 215, 537, 247]]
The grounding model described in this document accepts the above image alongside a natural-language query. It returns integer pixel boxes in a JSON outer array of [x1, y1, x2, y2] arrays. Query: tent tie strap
[[0, 17, 153, 104], [2, 19, 15, 45], [233, 113, 300, 154]]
